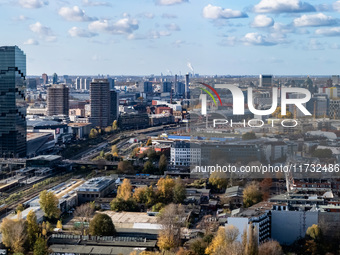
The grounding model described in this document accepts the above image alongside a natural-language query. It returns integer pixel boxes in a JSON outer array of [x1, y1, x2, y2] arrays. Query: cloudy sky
[[1, 0, 340, 75]]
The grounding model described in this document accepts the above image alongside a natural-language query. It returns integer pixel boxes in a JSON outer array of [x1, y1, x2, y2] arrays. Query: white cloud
[[68, 27, 97, 37], [203, 4, 248, 20], [308, 39, 324, 50], [333, 1, 340, 12], [219, 36, 238, 46], [172, 40, 185, 47], [18, 0, 48, 8], [149, 30, 171, 39], [82, 0, 111, 7], [165, 23, 180, 31], [162, 13, 177, 19], [29, 22, 56, 42], [13, 15, 30, 21], [156, 0, 188, 6], [315, 27, 340, 36], [293, 13, 338, 27], [58, 6, 96, 22], [23, 38, 39, 45], [138, 12, 155, 19], [242, 32, 280, 46], [88, 16, 139, 35], [251, 15, 274, 27], [254, 0, 315, 13]]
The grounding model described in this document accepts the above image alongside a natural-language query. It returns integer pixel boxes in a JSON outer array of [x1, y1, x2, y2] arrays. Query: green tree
[[110, 198, 139, 212], [89, 214, 116, 236], [151, 202, 165, 212], [27, 210, 40, 249], [143, 160, 155, 174], [89, 128, 98, 139], [16, 203, 24, 214], [112, 120, 118, 130], [33, 236, 49, 255], [99, 150, 105, 158], [159, 154, 168, 174], [312, 149, 333, 159], [39, 190, 60, 219], [243, 182, 263, 208], [242, 132, 257, 140], [173, 178, 186, 203]]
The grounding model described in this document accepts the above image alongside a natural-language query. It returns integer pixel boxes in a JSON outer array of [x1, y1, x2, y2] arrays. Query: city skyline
[[1, 0, 340, 75]]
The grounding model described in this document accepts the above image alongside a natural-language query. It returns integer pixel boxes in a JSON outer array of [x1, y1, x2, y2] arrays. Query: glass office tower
[[0, 46, 27, 158]]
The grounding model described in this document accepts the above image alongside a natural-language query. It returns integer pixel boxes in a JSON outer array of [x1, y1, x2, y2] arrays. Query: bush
[[89, 214, 116, 236]]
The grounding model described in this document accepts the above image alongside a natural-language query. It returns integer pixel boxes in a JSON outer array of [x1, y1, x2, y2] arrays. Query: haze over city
[[2, 0, 340, 75]]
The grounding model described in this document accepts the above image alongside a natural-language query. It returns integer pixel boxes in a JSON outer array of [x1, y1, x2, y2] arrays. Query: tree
[[111, 145, 118, 155], [112, 120, 118, 130], [33, 236, 49, 255], [209, 172, 228, 191], [16, 203, 24, 213], [242, 132, 256, 140], [110, 197, 139, 212], [133, 187, 147, 204], [312, 149, 333, 159], [0, 218, 28, 254], [205, 226, 240, 255], [74, 203, 95, 235], [258, 240, 283, 255], [157, 177, 176, 203], [146, 138, 152, 146], [306, 224, 321, 240], [190, 238, 208, 255], [243, 182, 263, 208], [151, 203, 165, 212], [89, 128, 98, 139], [56, 220, 62, 229], [39, 190, 60, 219], [117, 161, 134, 174], [143, 160, 155, 174], [159, 154, 168, 174], [244, 225, 258, 255], [157, 204, 185, 251], [104, 126, 112, 133], [27, 210, 40, 248], [259, 178, 272, 201], [99, 150, 105, 158], [173, 178, 186, 204], [117, 179, 132, 201], [89, 214, 116, 236]]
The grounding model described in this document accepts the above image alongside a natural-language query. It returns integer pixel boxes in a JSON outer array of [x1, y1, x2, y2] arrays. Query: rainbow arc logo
[[198, 82, 222, 107]]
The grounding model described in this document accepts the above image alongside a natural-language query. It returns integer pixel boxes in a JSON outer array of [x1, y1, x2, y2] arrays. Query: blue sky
[[1, 0, 340, 75]]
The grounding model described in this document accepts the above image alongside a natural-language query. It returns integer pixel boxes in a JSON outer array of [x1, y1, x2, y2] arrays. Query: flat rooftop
[[77, 177, 114, 192], [28, 155, 62, 161], [103, 212, 159, 224], [68, 122, 91, 127]]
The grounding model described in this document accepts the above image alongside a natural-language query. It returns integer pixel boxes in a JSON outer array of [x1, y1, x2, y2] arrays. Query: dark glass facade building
[[0, 46, 27, 158]]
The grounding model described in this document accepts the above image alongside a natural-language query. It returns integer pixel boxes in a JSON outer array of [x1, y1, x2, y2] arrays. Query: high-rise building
[[27, 78, 37, 90], [75, 77, 81, 90], [42, 73, 48, 85], [162, 81, 172, 93], [331, 75, 340, 85], [142, 81, 153, 93], [185, 73, 190, 99], [90, 79, 110, 127], [0, 46, 27, 158], [52, 73, 58, 84], [110, 90, 119, 124], [175, 81, 185, 96], [259, 74, 273, 87], [47, 84, 69, 116]]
